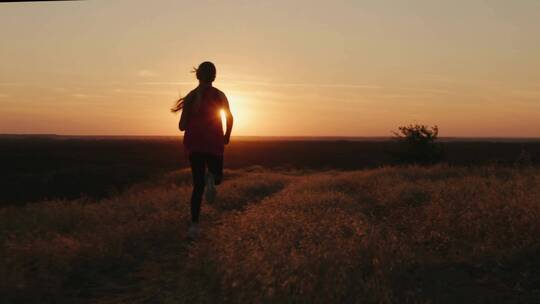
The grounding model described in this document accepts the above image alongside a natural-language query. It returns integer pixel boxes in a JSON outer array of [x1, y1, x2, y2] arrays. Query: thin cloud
[[137, 80, 382, 89], [227, 80, 383, 89], [136, 81, 198, 86], [112, 88, 173, 96], [72, 93, 106, 99], [136, 69, 158, 78], [512, 90, 540, 99], [0, 83, 26, 87], [398, 87, 455, 95]]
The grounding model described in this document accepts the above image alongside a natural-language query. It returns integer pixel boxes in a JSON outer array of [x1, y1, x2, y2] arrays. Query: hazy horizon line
[[2, 133, 540, 141]]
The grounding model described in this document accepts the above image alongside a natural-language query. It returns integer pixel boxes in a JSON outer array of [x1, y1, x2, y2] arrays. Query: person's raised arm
[[221, 92, 234, 144]]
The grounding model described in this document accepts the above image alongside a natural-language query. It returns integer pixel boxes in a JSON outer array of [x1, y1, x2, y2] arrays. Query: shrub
[[392, 124, 443, 164]]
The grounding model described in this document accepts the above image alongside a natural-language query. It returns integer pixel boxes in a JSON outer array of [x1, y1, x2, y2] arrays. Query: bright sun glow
[[222, 92, 251, 135], [220, 109, 226, 132]]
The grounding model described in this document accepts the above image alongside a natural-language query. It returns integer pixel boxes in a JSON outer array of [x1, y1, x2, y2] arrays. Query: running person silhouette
[[171, 61, 233, 239]]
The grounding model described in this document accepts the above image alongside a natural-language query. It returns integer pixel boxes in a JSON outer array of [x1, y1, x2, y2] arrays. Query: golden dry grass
[[1, 166, 539, 303]]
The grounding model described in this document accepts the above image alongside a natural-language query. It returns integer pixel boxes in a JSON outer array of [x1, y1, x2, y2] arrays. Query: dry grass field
[[1, 165, 539, 303]]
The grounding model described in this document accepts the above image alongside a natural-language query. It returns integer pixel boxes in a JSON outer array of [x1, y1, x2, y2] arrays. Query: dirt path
[[78, 172, 295, 303]]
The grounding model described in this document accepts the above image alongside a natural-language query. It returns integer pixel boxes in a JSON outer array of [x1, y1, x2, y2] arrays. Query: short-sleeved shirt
[[183, 86, 228, 156]]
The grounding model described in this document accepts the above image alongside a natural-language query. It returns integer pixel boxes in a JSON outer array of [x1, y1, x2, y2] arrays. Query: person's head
[[171, 61, 217, 113], [195, 61, 216, 84]]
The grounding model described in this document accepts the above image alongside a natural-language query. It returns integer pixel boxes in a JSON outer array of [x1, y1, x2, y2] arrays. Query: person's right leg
[[189, 152, 206, 223], [207, 154, 224, 185]]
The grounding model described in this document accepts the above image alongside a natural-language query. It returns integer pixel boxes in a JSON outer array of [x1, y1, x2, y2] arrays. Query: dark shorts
[[188, 152, 223, 185]]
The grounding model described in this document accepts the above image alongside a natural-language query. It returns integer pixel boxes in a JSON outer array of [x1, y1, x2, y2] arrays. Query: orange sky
[[1, 1, 539, 137]]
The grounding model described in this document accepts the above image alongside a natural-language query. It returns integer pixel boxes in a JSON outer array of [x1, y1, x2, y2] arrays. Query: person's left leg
[[205, 154, 223, 203], [189, 153, 206, 223]]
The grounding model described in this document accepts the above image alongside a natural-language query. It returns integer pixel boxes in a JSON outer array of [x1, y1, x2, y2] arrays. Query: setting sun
[[221, 93, 251, 135]]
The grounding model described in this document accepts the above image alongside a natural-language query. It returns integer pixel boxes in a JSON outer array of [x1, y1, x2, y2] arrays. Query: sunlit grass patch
[[211, 172, 291, 211], [203, 178, 370, 302]]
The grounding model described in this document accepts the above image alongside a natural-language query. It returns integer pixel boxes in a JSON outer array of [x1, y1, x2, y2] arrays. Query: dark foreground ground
[[1, 135, 539, 206], [1, 166, 539, 303]]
